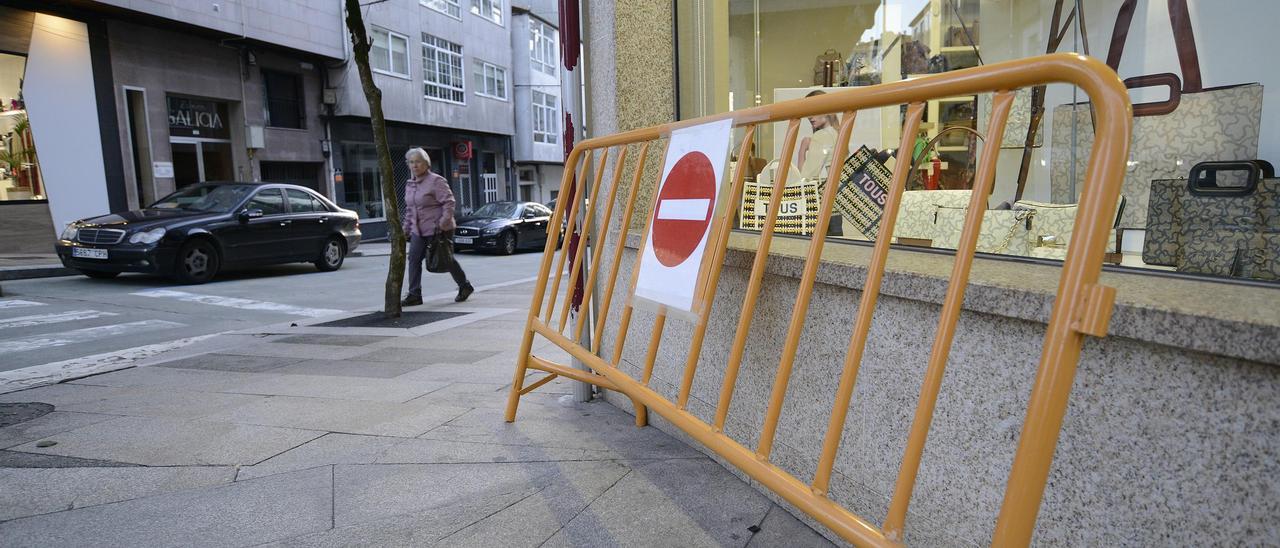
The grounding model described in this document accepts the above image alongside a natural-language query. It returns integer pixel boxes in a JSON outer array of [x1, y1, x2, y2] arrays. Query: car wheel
[[79, 270, 119, 279], [315, 237, 346, 272], [175, 239, 220, 284], [499, 231, 517, 255]]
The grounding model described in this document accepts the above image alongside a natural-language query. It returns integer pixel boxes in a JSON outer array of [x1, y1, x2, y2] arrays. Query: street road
[[0, 248, 544, 378]]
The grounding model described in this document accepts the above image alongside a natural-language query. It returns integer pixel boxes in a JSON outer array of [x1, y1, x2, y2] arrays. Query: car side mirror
[[239, 209, 264, 223]]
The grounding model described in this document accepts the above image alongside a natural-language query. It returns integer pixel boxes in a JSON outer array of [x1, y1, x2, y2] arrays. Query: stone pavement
[[0, 279, 833, 547]]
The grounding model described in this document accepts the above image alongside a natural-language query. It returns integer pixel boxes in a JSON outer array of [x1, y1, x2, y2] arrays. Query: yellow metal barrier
[[505, 53, 1131, 547]]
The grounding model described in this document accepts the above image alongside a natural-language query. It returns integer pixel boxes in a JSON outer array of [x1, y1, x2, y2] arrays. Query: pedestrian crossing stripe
[[0, 299, 45, 310], [0, 320, 186, 353], [130, 289, 344, 318], [0, 310, 119, 330]]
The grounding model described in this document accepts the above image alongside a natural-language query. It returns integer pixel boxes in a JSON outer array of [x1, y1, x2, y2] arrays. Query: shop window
[[422, 0, 462, 20], [532, 90, 558, 144], [337, 142, 387, 220], [422, 34, 465, 104], [370, 27, 410, 77], [675, 0, 1280, 284], [473, 60, 507, 100], [530, 19, 558, 75], [0, 52, 43, 203], [263, 70, 304, 129], [471, 0, 503, 26]]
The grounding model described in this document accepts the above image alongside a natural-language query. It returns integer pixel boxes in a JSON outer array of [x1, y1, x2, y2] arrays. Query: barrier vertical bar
[[544, 149, 601, 324], [635, 310, 667, 427], [592, 141, 652, 354], [608, 144, 668, 366], [676, 125, 758, 409], [882, 90, 1016, 540], [992, 59, 1130, 546], [505, 147, 588, 422], [559, 150, 615, 332], [573, 146, 630, 341], [756, 111, 857, 459], [713, 119, 802, 433], [811, 103, 923, 495]]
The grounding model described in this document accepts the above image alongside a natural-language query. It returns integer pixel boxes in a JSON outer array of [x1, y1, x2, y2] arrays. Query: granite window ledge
[[620, 230, 1280, 365]]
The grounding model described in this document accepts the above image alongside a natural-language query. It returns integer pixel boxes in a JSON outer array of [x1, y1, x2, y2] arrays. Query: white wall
[[25, 13, 110, 235]]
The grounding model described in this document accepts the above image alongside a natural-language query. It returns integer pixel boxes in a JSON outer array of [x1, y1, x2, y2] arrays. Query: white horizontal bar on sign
[[0, 320, 185, 353], [0, 310, 119, 330], [657, 199, 712, 221]]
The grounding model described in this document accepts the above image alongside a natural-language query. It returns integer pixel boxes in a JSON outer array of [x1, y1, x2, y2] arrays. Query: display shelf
[[939, 46, 980, 54]]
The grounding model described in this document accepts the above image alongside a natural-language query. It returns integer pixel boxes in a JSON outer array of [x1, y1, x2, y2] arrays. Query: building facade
[[510, 1, 566, 205], [329, 0, 518, 239]]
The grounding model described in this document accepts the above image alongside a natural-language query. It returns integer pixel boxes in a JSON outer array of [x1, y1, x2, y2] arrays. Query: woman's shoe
[[401, 295, 423, 306], [455, 283, 474, 302]]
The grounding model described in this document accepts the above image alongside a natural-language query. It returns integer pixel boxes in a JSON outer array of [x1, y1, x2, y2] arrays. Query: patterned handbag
[[1144, 161, 1280, 280], [832, 146, 892, 239], [1049, 0, 1263, 229], [740, 179, 822, 236], [933, 207, 1036, 257]]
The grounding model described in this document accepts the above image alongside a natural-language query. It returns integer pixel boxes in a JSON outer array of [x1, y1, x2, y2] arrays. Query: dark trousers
[[405, 233, 468, 298]]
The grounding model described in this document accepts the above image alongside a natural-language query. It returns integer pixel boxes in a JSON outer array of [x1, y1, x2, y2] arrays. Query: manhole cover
[[0, 402, 54, 428], [315, 311, 468, 329]]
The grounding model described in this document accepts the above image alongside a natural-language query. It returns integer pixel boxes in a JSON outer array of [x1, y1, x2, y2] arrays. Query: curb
[[0, 265, 77, 281]]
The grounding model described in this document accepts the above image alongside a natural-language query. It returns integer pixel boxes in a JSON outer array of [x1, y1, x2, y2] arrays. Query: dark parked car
[[55, 182, 361, 284], [454, 201, 554, 255]]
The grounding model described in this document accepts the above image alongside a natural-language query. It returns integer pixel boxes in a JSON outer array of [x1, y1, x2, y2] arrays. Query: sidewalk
[[0, 279, 831, 546]]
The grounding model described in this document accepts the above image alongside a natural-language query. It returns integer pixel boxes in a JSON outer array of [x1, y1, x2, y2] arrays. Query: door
[[285, 188, 330, 256], [220, 188, 290, 263], [171, 142, 200, 188], [171, 139, 234, 187]]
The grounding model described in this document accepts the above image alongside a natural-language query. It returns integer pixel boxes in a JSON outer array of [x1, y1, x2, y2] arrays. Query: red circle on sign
[[652, 151, 716, 267]]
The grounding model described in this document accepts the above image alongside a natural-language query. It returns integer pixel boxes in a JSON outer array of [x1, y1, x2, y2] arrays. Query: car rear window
[[248, 189, 286, 215]]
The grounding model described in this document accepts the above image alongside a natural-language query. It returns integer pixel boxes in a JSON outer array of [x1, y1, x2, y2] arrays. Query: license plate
[[455, 237, 474, 244], [72, 247, 108, 260]]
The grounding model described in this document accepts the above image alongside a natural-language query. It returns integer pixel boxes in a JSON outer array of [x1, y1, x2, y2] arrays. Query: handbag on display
[[1143, 161, 1280, 280], [1049, 0, 1263, 229], [426, 230, 455, 273], [900, 39, 930, 77], [812, 49, 846, 87], [833, 145, 892, 239], [740, 176, 822, 236], [932, 207, 1037, 257]]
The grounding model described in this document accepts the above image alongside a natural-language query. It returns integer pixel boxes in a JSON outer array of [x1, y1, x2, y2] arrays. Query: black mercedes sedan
[[55, 182, 361, 284], [453, 201, 554, 254]]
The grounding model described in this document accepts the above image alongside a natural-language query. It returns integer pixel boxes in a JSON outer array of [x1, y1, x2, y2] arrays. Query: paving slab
[[333, 460, 631, 530], [264, 491, 519, 548], [239, 433, 621, 481], [50, 387, 269, 419], [394, 360, 530, 385], [0, 466, 237, 521], [419, 406, 705, 460], [217, 373, 450, 403], [7, 415, 323, 466], [69, 366, 267, 392], [353, 347, 502, 365], [0, 411, 118, 450], [745, 504, 837, 547], [215, 342, 378, 361], [199, 396, 471, 438], [0, 450, 137, 468], [540, 458, 776, 548], [271, 334, 393, 346], [154, 353, 304, 373], [268, 359, 431, 379], [0, 383, 122, 406], [0, 466, 333, 547]]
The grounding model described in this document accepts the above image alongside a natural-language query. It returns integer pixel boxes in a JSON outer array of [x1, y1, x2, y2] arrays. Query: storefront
[[0, 4, 125, 254], [674, 0, 1280, 284], [330, 116, 514, 239]]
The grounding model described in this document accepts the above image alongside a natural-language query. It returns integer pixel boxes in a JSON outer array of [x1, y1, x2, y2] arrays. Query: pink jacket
[[402, 171, 457, 237]]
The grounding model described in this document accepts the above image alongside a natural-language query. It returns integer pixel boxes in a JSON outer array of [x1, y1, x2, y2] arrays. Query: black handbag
[[426, 230, 455, 273]]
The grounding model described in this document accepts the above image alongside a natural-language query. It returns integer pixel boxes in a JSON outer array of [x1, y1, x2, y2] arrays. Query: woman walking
[[401, 147, 473, 305]]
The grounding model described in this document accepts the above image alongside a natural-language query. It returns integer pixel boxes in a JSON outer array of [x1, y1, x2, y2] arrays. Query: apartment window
[[530, 19, 558, 75], [532, 90, 558, 144], [262, 70, 304, 129], [470, 0, 502, 25], [473, 61, 507, 100], [422, 34, 465, 104], [370, 27, 409, 77], [422, 0, 462, 19]]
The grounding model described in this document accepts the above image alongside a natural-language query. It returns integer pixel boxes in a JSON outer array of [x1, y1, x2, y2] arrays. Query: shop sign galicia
[[167, 96, 230, 139]]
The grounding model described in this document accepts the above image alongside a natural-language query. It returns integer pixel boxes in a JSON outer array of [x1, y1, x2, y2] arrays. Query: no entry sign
[[634, 119, 733, 313]]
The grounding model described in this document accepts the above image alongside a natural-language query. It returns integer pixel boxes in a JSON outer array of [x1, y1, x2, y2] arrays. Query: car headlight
[[128, 227, 167, 244], [482, 227, 501, 236], [60, 225, 78, 241]]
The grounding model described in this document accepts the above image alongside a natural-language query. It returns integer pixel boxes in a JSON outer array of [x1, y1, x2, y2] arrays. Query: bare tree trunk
[[344, 0, 405, 318]]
